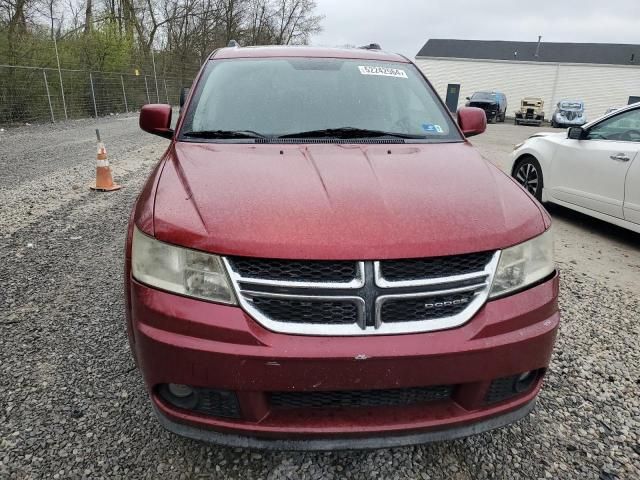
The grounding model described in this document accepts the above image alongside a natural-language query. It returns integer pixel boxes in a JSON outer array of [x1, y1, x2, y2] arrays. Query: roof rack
[[227, 40, 240, 48], [359, 43, 382, 51]]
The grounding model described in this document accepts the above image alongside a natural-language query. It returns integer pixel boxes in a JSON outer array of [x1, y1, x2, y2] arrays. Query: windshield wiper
[[277, 127, 427, 140], [182, 129, 267, 139]]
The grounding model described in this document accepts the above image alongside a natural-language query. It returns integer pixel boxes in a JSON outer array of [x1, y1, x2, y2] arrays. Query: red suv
[[126, 45, 559, 449]]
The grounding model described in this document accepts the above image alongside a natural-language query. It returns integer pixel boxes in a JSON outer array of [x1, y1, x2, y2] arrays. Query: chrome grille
[[229, 258, 358, 283], [224, 252, 500, 336], [249, 295, 361, 325], [380, 252, 494, 282], [379, 291, 476, 323]]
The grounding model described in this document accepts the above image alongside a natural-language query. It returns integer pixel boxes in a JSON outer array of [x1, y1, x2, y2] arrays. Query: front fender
[[509, 136, 557, 180]]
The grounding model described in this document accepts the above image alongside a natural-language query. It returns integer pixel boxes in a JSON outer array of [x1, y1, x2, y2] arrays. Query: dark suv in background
[[466, 91, 507, 123]]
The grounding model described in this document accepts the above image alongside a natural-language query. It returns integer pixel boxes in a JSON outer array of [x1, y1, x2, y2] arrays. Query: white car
[[509, 103, 640, 234]]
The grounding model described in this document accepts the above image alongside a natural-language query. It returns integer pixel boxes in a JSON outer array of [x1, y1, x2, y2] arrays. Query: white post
[[144, 75, 150, 104], [121, 75, 128, 113], [89, 72, 98, 118], [43, 69, 55, 123], [151, 49, 160, 103], [52, 33, 68, 120]]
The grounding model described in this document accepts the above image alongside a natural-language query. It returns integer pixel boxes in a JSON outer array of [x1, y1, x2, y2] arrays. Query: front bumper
[[154, 398, 537, 450], [515, 114, 544, 125], [128, 273, 559, 448]]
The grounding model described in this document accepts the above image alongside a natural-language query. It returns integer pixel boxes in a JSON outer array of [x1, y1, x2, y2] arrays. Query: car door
[[548, 107, 640, 219], [624, 153, 640, 224]]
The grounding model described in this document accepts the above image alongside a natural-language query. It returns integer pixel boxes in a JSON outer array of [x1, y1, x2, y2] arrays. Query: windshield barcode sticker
[[358, 66, 408, 78]]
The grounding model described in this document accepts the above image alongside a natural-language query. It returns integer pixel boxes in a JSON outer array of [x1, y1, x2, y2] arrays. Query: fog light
[[168, 383, 194, 398], [159, 383, 199, 410], [514, 370, 537, 393], [485, 370, 542, 404], [157, 384, 241, 418]]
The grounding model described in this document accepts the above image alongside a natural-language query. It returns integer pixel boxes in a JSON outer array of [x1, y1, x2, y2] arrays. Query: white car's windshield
[[181, 58, 460, 142]]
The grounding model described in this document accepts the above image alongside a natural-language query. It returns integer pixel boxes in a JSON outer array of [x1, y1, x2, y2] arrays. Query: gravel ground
[[1, 118, 639, 479]]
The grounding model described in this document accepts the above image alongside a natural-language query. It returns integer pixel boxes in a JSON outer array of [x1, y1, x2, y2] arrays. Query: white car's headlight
[[490, 229, 555, 298], [132, 227, 236, 304]]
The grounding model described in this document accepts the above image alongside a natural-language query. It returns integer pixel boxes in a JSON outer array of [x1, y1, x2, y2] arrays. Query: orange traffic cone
[[90, 129, 121, 191]]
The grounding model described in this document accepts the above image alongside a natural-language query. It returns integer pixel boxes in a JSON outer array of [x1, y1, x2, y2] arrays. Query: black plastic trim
[[153, 399, 536, 451]]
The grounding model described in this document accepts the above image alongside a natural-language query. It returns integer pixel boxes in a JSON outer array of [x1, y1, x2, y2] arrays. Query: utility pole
[[534, 36, 543, 58]]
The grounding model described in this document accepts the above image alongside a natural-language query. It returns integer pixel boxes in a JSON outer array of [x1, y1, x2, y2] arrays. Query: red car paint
[[126, 46, 559, 449], [150, 142, 546, 259]]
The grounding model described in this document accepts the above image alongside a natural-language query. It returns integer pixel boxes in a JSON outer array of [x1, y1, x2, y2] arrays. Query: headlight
[[513, 142, 524, 151], [490, 229, 555, 298], [131, 227, 236, 304]]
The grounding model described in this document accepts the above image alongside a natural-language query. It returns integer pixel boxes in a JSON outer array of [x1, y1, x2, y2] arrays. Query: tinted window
[[587, 108, 640, 142], [181, 58, 460, 142], [471, 92, 497, 102]]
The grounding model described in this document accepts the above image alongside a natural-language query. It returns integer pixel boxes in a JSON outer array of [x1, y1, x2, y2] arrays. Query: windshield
[[559, 101, 583, 110], [471, 92, 497, 101], [181, 58, 460, 142]]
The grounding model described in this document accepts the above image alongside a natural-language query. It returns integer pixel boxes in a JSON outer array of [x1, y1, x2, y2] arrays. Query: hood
[[150, 142, 546, 259], [469, 101, 498, 109], [557, 107, 583, 113], [528, 132, 565, 139]]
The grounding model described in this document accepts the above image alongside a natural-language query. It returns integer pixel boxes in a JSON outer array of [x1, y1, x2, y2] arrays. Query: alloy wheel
[[515, 162, 540, 197]]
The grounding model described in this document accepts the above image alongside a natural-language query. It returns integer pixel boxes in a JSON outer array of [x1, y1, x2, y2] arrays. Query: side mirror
[[567, 126, 584, 140], [179, 87, 190, 112], [457, 106, 487, 137], [140, 104, 173, 139], [465, 96, 470, 101]]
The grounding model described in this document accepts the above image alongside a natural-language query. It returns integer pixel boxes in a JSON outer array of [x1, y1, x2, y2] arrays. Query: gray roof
[[416, 39, 640, 66]]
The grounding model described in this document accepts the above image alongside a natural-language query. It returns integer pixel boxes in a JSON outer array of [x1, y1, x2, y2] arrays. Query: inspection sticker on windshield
[[422, 123, 444, 133], [358, 66, 408, 78]]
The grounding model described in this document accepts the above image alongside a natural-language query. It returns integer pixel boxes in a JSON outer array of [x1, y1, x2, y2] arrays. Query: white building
[[415, 39, 640, 121]]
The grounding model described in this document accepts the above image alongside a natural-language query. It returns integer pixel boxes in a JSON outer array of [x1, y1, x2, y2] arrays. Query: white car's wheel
[[513, 156, 544, 201]]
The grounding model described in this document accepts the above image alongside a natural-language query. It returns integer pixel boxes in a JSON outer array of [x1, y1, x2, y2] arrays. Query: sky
[[311, 0, 640, 57]]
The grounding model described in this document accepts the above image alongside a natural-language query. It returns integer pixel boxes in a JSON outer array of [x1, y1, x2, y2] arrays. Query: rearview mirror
[[457, 107, 487, 137], [567, 126, 584, 140], [140, 104, 173, 139]]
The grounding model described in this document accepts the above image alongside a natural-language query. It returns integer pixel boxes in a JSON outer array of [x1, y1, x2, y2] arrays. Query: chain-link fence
[[0, 64, 192, 125]]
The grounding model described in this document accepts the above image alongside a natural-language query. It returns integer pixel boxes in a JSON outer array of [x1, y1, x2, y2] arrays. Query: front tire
[[514, 156, 544, 201]]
